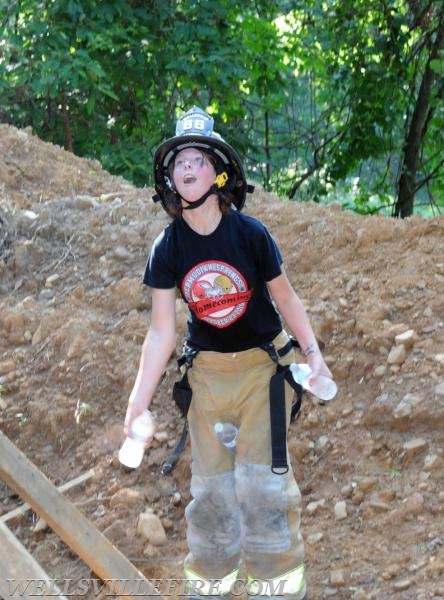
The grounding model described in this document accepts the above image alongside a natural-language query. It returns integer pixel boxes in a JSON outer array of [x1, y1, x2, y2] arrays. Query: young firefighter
[[123, 107, 333, 600]]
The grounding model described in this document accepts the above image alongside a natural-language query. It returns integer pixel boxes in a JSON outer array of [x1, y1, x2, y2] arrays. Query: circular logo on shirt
[[182, 261, 252, 328]]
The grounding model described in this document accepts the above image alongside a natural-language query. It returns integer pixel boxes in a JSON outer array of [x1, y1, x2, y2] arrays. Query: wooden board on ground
[[1, 469, 95, 523], [0, 521, 68, 599], [0, 430, 162, 600]]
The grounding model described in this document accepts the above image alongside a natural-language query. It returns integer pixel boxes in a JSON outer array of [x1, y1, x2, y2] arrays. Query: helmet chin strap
[[181, 172, 229, 211], [182, 184, 218, 211]]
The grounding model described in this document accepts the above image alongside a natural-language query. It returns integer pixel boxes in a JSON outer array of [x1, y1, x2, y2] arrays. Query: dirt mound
[[1, 124, 443, 600]]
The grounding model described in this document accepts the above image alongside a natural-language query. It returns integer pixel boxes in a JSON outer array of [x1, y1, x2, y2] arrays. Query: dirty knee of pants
[[235, 463, 292, 554], [185, 471, 241, 561]]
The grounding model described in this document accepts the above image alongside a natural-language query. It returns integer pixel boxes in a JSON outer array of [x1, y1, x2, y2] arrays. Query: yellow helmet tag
[[214, 171, 229, 189]]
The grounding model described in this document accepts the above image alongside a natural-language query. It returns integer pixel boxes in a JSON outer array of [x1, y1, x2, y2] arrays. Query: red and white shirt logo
[[182, 261, 253, 328]]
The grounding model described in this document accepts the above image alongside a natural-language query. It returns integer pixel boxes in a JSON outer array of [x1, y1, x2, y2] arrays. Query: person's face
[[172, 148, 216, 203]]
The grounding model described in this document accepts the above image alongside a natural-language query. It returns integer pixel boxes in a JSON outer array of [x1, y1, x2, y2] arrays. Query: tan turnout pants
[[184, 330, 305, 596]]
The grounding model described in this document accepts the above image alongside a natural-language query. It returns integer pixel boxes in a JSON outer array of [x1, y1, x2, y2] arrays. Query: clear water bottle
[[214, 422, 238, 448], [290, 363, 337, 401], [119, 410, 154, 469]]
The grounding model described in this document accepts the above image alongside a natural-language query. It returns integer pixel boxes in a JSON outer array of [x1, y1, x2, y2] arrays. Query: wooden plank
[[0, 522, 68, 599], [1, 469, 95, 523], [0, 431, 162, 600]]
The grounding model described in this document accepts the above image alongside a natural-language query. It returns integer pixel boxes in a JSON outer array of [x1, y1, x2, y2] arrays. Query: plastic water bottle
[[289, 363, 337, 401], [118, 410, 153, 469], [214, 422, 238, 448]]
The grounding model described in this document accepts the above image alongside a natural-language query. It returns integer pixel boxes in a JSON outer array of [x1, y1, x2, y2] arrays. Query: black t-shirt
[[143, 210, 283, 352]]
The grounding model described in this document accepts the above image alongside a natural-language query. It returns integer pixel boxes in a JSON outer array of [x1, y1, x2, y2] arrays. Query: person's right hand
[[124, 407, 157, 448]]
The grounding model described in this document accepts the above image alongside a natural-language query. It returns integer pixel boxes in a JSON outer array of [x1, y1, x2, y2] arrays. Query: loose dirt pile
[[1, 124, 443, 600]]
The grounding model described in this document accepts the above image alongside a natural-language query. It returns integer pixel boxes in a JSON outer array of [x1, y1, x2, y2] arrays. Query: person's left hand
[[307, 351, 333, 385]]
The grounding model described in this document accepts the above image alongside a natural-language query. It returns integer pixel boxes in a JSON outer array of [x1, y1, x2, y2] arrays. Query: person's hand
[[124, 406, 157, 449], [306, 351, 333, 385]]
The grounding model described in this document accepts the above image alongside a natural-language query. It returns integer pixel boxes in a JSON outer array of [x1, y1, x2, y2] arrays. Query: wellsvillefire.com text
[[7, 578, 288, 597]]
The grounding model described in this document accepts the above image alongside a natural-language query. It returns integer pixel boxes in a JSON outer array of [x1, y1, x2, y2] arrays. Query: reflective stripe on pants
[[184, 567, 240, 596], [247, 564, 306, 597]]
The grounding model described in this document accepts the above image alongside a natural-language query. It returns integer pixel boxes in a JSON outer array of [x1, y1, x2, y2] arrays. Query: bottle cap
[[118, 437, 145, 469]]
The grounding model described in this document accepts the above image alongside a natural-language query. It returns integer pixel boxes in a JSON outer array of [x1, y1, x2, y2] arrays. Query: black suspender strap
[[172, 343, 199, 418], [269, 365, 303, 474], [160, 421, 189, 475], [161, 344, 198, 476], [261, 337, 304, 475], [261, 338, 296, 363], [269, 365, 290, 474]]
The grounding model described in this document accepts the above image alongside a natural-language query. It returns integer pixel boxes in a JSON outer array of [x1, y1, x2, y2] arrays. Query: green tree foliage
[[0, 0, 442, 216], [394, 1, 444, 217], [276, 0, 443, 216], [1, 0, 167, 182]]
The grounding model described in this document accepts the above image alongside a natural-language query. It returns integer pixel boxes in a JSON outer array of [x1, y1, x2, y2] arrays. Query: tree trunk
[[264, 110, 271, 191], [393, 7, 444, 217]]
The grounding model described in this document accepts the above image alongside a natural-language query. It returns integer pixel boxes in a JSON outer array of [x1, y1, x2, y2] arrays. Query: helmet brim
[[153, 134, 249, 211]]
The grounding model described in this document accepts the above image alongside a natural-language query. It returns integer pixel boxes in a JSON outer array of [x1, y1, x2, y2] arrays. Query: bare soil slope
[[1, 124, 443, 600]]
